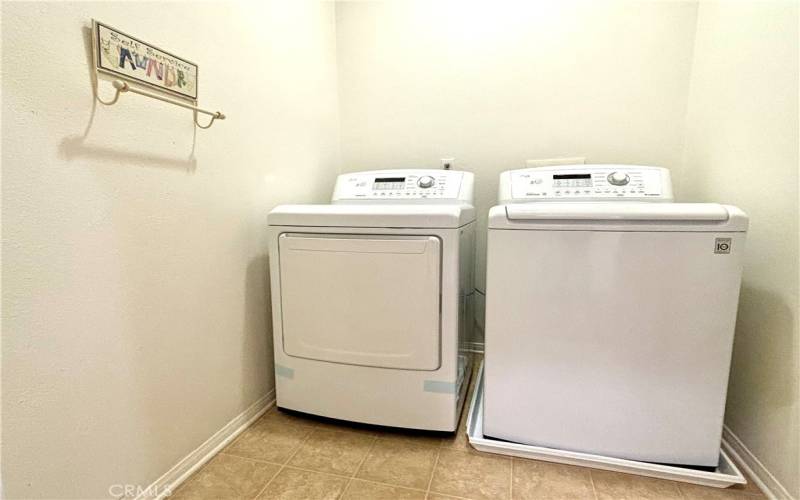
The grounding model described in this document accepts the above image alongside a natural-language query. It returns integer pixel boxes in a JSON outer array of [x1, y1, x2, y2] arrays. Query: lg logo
[[714, 238, 732, 254]]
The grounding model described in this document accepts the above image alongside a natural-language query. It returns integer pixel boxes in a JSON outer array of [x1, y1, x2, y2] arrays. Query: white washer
[[268, 169, 476, 431], [484, 165, 748, 467]]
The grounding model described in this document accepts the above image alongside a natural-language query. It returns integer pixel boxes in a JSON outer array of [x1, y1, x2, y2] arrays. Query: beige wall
[[681, 1, 799, 496], [335, 0, 700, 310], [1, 1, 340, 498]]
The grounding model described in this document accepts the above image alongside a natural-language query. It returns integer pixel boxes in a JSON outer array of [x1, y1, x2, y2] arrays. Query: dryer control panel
[[499, 165, 674, 203], [332, 169, 474, 204]]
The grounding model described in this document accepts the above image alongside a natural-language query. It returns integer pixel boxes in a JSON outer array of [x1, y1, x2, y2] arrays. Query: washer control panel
[[500, 165, 673, 203], [333, 169, 473, 203]]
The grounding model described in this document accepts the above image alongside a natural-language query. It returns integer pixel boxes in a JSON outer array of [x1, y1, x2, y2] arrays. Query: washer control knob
[[607, 171, 630, 186], [417, 176, 435, 188]]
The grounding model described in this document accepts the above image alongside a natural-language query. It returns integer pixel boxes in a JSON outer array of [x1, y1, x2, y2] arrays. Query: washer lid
[[269, 203, 476, 228], [489, 203, 748, 232]]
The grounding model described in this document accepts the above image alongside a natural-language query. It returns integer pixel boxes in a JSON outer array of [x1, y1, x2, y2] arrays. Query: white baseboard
[[722, 425, 795, 500], [135, 390, 276, 500]]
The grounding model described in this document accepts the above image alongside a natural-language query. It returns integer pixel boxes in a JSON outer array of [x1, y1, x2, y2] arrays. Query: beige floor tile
[[592, 470, 683, 500], [171, 454, 280, 500], [257, 468, 348, 500], [511, 458, 594, 500], [340, 479, 426, 499], [679, 482, 765, 499], [224, 412, 315, 463], [288, 429, 375, 475], [355, 440, 439, 489], [375, 430, 445, 448], [439, 427, 471, 452], [429, 449, 511, 500]]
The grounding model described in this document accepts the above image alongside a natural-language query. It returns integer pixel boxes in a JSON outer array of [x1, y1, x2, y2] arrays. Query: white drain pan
[[466, 361, 746, 488]]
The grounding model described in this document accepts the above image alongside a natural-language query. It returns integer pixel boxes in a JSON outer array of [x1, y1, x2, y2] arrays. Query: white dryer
[[268, 169, 475, 431], [484, 165, 748, 467]]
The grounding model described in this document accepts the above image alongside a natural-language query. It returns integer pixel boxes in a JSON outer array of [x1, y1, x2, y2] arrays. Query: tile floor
[[173, 360, 765, 500]]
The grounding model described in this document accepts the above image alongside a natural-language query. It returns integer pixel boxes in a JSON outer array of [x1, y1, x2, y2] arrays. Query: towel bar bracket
[[95, 79, 226, 129]]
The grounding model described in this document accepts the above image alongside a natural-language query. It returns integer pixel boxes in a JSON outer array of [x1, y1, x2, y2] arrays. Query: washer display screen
[[372, 177, 406, 190], [553, 174, 591, 180]]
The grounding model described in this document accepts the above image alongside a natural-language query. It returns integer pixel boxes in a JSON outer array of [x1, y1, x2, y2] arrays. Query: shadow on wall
[[57, 26, 198, 172], [242, 254, 275, 406], [727, 283, 798, 408]]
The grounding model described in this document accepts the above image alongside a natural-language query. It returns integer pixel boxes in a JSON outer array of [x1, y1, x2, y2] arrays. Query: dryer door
[[278, 233, 441, 370]]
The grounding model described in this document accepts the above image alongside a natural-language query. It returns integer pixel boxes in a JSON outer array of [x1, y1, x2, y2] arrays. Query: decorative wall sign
[[93, 20, 198, 100]]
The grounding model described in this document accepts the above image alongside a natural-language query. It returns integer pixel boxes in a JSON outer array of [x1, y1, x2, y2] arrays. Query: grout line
[[335, 434, 379, 500], [251, 466, 281, 498], [251, 427, 318, 499], [426, 491, 473, 500], [510, 458, 514, 500], [425, 443, 443, 498], [218, 451, 284, 467], [588, 469, 599, 500], [344, 476, 428, 494], [256, 461, 434, 491], [285, 428, 319, 465], [351, 436, 379, 477], [336, 480, 354, 498]]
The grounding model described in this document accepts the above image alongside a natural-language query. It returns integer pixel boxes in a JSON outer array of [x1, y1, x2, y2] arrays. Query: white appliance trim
[[135, 390, 275, 500], [722, 425, 796, 500]]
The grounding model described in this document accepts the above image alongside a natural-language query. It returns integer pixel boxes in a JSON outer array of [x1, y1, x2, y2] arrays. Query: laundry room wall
[[680, 1, 799, 497], [1, 1, 340, 498], [334, 0, 700, 338]]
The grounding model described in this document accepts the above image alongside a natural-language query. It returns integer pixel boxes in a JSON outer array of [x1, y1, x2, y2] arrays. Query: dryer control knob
[[417, 176, 435, 188], [607, 171, 630, 186]]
